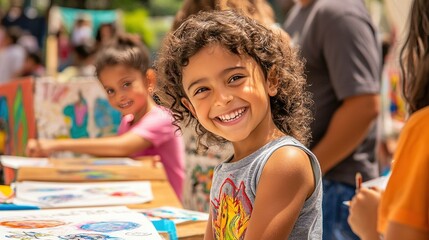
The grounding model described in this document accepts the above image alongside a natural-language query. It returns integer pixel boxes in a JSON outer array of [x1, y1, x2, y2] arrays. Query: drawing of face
[[99, 64, 153, 122], [182, 44, 278, 144]]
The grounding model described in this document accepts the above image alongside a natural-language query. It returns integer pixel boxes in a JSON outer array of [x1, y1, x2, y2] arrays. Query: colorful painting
[[0, 206, 161, 240], [140, 206, 209, 225], [13, 181, 153, 208], [0, 78, 36, 156], [33, 77, 121, 157], [181, 126, 233, 212]]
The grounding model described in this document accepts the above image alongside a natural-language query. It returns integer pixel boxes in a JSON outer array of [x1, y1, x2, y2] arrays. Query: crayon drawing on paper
[[0, 206, 161, 239], [13, 181, 153, 208]]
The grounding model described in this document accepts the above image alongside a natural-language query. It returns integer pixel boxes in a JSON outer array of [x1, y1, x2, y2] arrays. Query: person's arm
[[243, 146, 315, 239], [25, 131, 152, 157], [203, 209, 214, 240], [348, 188, 382, 240], [384, 221, 429, 240], [312, 94, 379, 173]]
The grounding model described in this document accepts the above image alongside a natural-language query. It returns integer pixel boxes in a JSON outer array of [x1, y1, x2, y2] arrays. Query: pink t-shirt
[[118, 106, 185, 200]]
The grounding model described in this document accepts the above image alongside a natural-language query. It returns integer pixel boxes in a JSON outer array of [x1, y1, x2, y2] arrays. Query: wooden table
[[16, 163, 207, 239]]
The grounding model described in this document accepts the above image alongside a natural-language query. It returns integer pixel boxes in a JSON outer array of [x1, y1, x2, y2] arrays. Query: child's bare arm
[[243, 146, 315, 239], [203, 209, 214, 240], [25, 132, 152, 157]]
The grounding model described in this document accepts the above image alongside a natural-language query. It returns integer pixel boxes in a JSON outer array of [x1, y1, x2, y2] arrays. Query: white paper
[[0, 206, 161, 239], [0, 156, 49, 169], [362, 173, 391, 190], [14, 181, 153, 208], [140, 206, 209, 224], [0, 156, 141, 169]]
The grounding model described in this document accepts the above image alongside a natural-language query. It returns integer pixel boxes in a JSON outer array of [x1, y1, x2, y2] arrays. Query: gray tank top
[[210, 136, 322, 239]]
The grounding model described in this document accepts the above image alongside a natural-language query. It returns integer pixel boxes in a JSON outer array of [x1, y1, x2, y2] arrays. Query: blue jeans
[[322, 179, 359, 240]]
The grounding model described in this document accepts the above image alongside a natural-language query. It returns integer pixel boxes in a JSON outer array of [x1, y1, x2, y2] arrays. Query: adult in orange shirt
[[347, 0, 429, 239]]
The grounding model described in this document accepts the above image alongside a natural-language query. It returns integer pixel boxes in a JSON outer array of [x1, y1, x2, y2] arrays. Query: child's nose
[[116, 91, 127, 101], [214, 90, 233, 106]]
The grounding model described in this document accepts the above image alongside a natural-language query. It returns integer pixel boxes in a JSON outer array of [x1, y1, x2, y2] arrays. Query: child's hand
[[25, 139, 51, 157], [348, 188, 382, 240]]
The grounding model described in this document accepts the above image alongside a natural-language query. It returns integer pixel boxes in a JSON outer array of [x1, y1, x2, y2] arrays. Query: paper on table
[[0, 206, 161, 239], [0, 156, 49, 169], [13, 181, 153, 208], [140, 206, 209, 225]]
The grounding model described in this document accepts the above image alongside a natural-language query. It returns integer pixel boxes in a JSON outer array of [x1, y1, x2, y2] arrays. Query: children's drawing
[[39, 194, 83, 204], [94, 98, 121, 137], [140, 206, 209, 224], [59, 233, 123, 240], [0, 220, 66, 229], [13, 181, 153, 208], [6, 231, 52, 239], [55, 169, 116, 180], [34, 77, 121, 157], [79, 221, 140, 233], [0, 78, 36, 156], [0, 96, 11, 154], [85, 188, 139, 197], [63, 91, 89, 138], [181, 127, 232, 212], [0, 206, 161, 240], [27, 188, 70, 192]]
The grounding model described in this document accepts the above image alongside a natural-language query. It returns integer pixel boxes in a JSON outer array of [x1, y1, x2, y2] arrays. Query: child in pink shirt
[[118, 107, 185, 199], [26, 35, 185, 200]]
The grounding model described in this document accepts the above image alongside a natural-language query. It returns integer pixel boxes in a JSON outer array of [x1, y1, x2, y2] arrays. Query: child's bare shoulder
[[262, 146, 314, 187]]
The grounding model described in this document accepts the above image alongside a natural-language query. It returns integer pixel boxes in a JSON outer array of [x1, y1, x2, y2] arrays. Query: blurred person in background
[[95, 22, 117, 50], [0, 26, 26, 84], [18, 50, 45, 78], [348, 0, 429, 239], [284, 0, 382, 239]]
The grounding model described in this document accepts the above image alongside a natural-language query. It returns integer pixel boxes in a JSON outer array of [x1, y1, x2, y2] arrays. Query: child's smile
[[99, 64, 155, 122], [215, 107, 247, 124], [118, 100, 133, 109]]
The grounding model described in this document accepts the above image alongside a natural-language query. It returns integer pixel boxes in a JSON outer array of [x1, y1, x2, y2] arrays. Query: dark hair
[[27, 51, 43, 65], [400, 0, 429, 115], [94, 34, 151, 77], [156, 10, 312, 147], [73, 40, 97, 60], [96, 22, 116, 43], [4, 26, 22, 44]]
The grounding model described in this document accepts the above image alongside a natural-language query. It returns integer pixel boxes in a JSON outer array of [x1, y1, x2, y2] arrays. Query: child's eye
[[194, 87, 208, 96], [228, 75, 244, 83], [105, 88, 115, 95], [123, 82, 132, 88]]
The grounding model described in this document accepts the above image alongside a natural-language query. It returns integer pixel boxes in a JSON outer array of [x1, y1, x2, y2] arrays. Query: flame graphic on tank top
[[211, 178, 252, 239]]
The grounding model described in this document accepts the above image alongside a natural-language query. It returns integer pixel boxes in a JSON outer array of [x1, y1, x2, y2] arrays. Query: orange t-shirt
[[378, 106, 429, 233]]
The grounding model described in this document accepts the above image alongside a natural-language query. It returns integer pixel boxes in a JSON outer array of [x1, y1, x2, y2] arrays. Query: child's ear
[[145, 68, 157, 93], [181, 98, 197, 118], [267, 76, 279, 96]]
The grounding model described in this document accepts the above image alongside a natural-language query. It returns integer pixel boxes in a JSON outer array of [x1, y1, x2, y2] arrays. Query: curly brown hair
[[155, 10, 312, 148]]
